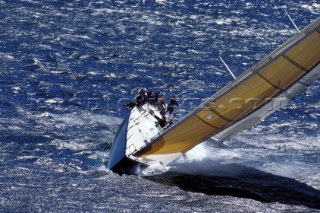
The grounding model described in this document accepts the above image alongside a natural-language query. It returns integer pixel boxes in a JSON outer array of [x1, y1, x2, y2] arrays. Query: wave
[[144, 161, 320, 209], [140, 134, 320, 209]]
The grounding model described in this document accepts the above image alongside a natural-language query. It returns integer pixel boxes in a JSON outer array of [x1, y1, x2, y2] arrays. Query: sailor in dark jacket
[[167, 96, 179, 114]]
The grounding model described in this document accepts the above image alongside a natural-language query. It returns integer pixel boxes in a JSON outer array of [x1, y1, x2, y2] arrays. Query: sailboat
[[108, 17, 320, 175]]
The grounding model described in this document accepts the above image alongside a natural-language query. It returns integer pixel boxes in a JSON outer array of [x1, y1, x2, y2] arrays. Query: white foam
[[95, 165, 109, 172], [166, 131, 320, 180], [39, 112, 122, 127], [0, 52, 14, 60], [263, 160, 320, 180], [155, 0, 168, 5], [301, 3, 320, 14], [45, 98, 64, 104], [313, 3, 320, 9], [215, 18, 237, 25], [139, 162, 170, 176], [51, 139, 89, 150], [177, 142, 241, 164]]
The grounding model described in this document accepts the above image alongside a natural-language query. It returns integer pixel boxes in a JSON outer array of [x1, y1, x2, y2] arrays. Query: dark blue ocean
[[1, 0, 319, 212]]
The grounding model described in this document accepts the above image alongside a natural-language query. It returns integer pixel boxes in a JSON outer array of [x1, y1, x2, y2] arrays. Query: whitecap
[[51, 139, 89, 150], [215, 17, 240, 25], [12, 86, 22, 93], [45, 98, 64, 104], [155, 0, 167, 5], [301, 3, 320, 14], [313, 3, 320, 9], [40, 112, 54, 117], [0, 52, 14, 60]]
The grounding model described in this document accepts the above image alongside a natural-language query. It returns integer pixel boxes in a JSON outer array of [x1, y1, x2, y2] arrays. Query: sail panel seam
[[195, 115, 220, 129], [282, 54, 308, 72], [208, 107, 234, 122], [256, 73, 283, 91]]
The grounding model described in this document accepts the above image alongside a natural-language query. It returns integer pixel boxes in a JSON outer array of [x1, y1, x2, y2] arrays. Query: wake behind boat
[[108, 17, 320, 175]]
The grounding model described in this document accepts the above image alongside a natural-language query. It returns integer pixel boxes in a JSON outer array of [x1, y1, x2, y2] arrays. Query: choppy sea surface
[[1, 0, 319, 212]]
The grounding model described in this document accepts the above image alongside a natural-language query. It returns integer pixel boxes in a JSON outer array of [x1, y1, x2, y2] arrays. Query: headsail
[[134, 18, 320, 159]]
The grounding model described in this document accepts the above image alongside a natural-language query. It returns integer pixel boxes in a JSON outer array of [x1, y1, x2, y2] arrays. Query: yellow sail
[[136, 18, 320, 157]]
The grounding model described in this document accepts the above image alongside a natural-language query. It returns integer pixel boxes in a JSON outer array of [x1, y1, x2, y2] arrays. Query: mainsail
[[134, 18, 320, 159]]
